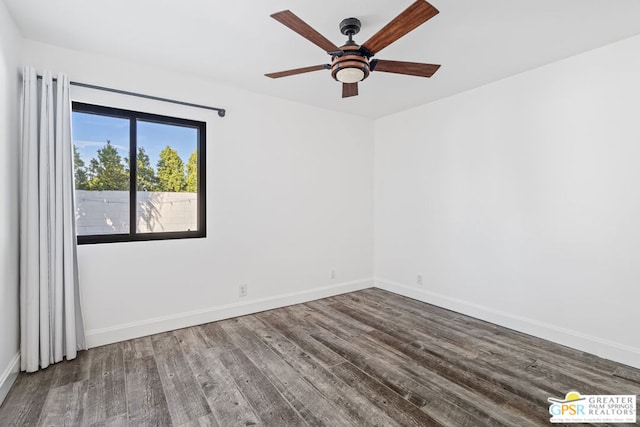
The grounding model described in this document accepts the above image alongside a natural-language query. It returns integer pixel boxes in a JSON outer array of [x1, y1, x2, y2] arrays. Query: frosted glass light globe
[[336, 67, 364, 83]]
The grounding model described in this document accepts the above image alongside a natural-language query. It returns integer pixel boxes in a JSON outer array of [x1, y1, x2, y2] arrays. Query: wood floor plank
[[151, 335, 212, 425], [356, 289, 532, 345], [240, 315, 404, 427], [174, 326, 212, 356], [87, 413, 128, 427], [614, 365, 640, 385], [368, 330, 557, 413], [354, 291, 547, 362], [526, 358, 638, 395], [82, 343, 126, 425], [221, 318, 356, 427], [310, 329, 430, 408], [359, 326, 566, 425], [218, 348, 305, 426], [124, 355, 172, 427], [375, 328, 559, 399], [50, 350, 92, 388], [303, 299, 374, 337], [334, 294, 499, 360], [312, 328, 531, 426], [333, 296, 604, 424], [257, 310, 345, 367], [199, 321, 238, 354], [330, 361, 444, 427], [398, 353, 543, 427], [184, 349, 261, 426], [0, 368, 55, 426], [329, 300, 488, 362], [361, 288, 623, 375], [38, 380, 88, 426], [122, 336, 154, 360], [334, 295, 543, 380], [177, 413, 220, 427]]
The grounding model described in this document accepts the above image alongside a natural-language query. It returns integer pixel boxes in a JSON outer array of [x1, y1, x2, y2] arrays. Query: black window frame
[[73, 102, 206, 244]]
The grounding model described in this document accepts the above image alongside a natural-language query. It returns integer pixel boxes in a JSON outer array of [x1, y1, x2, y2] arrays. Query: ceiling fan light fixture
[[331, 46, 370, 83], [266, 2, 441, 98], [335, 67, 365, 83]]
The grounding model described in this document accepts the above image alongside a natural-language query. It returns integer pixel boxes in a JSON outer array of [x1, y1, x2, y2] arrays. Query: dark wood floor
[[1, 288, 638, 426]]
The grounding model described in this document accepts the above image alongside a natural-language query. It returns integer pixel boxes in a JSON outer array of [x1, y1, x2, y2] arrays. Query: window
[[72, 102, 206, 244]]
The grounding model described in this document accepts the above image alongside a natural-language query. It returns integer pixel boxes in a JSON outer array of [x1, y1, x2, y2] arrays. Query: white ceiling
[[5, 0, 640, 118]]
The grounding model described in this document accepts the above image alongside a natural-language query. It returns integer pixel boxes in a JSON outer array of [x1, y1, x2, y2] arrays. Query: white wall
[[375, 34, 640, 368], [0, 0, 22, 404], [22, 40, 374, 347]]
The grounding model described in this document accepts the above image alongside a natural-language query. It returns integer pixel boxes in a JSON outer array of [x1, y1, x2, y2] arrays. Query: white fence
[[75, 190, 198, 235]]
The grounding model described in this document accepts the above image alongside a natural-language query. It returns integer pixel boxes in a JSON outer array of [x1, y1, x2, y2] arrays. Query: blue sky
[[72, 112, 197, 170]]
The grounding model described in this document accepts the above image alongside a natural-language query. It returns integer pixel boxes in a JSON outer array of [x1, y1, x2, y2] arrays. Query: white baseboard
[[375, 278, 640, 370], [85, 278, 373, 348], [0, 352, 20, 406]]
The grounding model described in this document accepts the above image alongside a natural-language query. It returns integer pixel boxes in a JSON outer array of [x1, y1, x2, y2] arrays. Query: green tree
[[157, 146, 185, 192], [136, 147, 158, 191], [73, 145, 89, 190], [87, 140, 129, 191], [185, 150, 198, 193]]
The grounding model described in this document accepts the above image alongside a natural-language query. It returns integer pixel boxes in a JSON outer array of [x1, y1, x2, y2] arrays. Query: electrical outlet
[[331, 270, 336, 280], [239, 283, 247, 297], [417, 274, 423, 286]]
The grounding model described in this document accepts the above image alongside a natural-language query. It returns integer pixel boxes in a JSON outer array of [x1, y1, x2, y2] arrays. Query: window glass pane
[[136, 120, 199, 233], [72, 112, 130, 236], [71, 102, 206, 244]]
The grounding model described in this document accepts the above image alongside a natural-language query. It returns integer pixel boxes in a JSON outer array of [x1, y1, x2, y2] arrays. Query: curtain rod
[[36, 75, 226, 117]]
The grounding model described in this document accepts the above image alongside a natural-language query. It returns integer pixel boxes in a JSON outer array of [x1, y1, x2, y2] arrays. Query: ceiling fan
[[265, 0, 441, 98]]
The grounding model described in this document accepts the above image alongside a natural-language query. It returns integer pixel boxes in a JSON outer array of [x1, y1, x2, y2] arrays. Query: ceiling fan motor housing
[[339, 17, 361, 36], [331, 45, 370, 83]]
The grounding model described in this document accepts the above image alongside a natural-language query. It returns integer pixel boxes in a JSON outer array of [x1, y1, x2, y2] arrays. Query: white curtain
[[20, 67, 86, 373]]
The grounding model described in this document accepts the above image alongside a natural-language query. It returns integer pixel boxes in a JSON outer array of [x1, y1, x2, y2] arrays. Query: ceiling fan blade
[[371, 60, 440, 77], [342, 82, 359, 98], [265, 64, 330, 79], [362, 0, 439, 55], [271, 10, 339, 52]]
